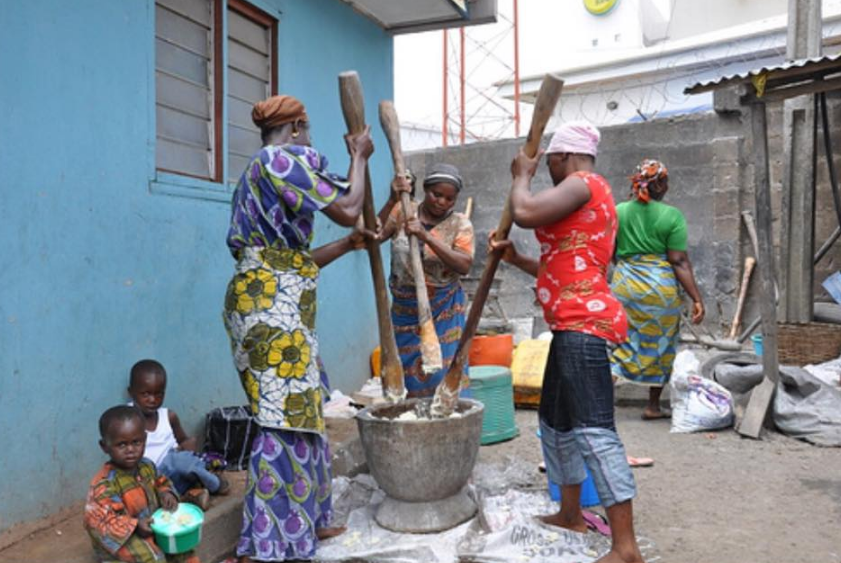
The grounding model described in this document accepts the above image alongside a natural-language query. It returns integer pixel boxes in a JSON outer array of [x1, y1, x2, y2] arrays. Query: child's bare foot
[[594, 548, 645, 563], [316, 526, 347, 540], [213, 475, 231, 496], [537, 512, 588, 534], [182, 487, 210, 511]]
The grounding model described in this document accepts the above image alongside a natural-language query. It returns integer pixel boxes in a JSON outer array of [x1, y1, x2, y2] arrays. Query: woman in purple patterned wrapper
[[222, 94, 373, 563]]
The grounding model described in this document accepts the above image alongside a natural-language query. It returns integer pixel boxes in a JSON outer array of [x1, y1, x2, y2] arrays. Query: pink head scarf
[[545, 121, 600, 158]]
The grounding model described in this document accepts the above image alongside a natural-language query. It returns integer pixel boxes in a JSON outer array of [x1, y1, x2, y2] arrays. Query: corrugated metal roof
[[684, 52, 841, 95]]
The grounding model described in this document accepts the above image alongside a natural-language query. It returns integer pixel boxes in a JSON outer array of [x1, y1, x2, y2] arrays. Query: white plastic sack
[[673, 349, 700, 378], [670, 350, 734, 433]]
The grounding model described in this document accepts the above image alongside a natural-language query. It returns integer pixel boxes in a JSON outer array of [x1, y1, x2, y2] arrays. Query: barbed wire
[[424, 1, 841, 145]]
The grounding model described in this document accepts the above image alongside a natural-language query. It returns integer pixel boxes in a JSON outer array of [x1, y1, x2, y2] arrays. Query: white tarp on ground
[[317, 460, 660, 563]]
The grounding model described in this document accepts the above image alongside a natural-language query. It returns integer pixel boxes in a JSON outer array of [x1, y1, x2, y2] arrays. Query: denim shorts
[[158, 450, 220, 495], [538, 331, 636, 507], [539, 330, 616, 431]]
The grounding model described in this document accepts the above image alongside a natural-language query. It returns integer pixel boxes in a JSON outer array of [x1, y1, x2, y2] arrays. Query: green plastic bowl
[[150, 503, 204, 554]]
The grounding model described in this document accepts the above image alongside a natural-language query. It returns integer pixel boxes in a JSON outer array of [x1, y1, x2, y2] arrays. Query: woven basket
[[777, 321, 841, 365]]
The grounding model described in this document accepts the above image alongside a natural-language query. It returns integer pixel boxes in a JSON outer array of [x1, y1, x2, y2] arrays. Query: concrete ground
[[0, 472, 248, 563], [3, 398, 839, 563], [485, 408, 841, 563]]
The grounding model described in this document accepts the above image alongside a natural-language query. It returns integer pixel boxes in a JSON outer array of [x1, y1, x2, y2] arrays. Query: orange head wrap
[[251, 95, 309, 130], [630, 159, 668, 204]]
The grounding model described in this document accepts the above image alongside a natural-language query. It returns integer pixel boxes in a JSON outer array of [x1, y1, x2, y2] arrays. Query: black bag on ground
[[204, 406, 259, 470]]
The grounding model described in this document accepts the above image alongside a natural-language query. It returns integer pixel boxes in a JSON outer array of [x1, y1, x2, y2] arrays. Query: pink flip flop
[[627, 455, 655, 468], [582, 510, 611, 536]]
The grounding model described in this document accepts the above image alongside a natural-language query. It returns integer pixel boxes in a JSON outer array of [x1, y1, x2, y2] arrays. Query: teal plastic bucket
[[751, 334, 763, 356], [468, 365, 519, 445]]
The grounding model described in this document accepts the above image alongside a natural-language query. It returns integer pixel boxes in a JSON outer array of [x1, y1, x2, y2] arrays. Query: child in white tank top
[[128, 360, 229, 506]]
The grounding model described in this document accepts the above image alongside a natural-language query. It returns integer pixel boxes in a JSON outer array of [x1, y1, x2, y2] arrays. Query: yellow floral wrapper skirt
[[610, 254, 681, 386], [223, 246, 325, 434]]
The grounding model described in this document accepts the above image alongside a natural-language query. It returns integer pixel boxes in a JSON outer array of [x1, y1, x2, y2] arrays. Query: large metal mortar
[[355, 398, 484, 533]]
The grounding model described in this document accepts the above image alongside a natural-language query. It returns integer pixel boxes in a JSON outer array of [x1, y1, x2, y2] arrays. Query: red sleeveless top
[[534, 171, 628, 344]]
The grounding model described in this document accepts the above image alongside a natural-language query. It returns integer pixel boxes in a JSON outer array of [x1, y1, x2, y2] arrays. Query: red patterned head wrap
[[630, 159, 668, 203]]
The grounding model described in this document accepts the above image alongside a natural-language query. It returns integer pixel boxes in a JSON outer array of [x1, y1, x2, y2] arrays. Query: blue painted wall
[[0, 0, 392, 531]]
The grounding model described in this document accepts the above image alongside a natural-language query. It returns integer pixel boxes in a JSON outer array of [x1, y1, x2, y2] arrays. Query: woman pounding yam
[[377, 164, 475, 397], [610, 159, 705, 420], [489, 122, 644, 563], [223, 94, 372, 562]]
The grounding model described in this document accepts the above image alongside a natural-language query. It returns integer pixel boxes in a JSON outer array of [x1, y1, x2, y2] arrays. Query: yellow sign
[[449, 0, 468, 17], [584, 0, 619, 16], [751, 73, 768, 98]]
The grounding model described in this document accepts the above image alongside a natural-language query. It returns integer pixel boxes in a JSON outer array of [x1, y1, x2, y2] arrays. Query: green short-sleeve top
[[615, 200, 687, 257]]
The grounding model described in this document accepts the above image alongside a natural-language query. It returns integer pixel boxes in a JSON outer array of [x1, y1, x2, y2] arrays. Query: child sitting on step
[[84, 405, 200, 563], [128, 360, 229, 509]]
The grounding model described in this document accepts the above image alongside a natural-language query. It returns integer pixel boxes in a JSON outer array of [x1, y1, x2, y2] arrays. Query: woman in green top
[[611, 159, 705, 420]]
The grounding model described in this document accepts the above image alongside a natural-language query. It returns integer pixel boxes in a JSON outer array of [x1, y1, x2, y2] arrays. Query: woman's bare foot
[[594, 548, 645, 563], [316, 526, 347, 540], [538, 512, 588, 534], [641, 407, 670, 420]]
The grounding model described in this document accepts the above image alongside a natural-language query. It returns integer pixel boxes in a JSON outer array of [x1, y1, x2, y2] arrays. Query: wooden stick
[[741, 210, 761, 259], [379, 101, 443, 375], [737, 102, 780, 439], [736, 210, 780, 340], [728, 256, 756, 339], [431, 74, 565, 416], [338, 71, 405, 402], [464, 197, 474, 219]]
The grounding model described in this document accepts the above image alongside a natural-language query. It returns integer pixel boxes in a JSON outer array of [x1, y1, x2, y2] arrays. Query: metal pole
[[459, 27, 466, 145], [443, 30, 448, 147], [513, 0, 521, 137]]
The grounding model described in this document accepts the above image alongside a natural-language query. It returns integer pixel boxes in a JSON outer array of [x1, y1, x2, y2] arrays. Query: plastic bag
[[203, 406, 259, 470], [670, 351, 734, 433], [774, 367, 841, 446], [673, 349, 700, 378]]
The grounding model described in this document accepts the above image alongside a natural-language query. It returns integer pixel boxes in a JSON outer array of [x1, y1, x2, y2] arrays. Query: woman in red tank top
[[492, 122, 643, 563]]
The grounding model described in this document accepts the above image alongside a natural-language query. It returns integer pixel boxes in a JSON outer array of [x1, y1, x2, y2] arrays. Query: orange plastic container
[[468, 334, 514, 367], [370, 346, 382, 377]]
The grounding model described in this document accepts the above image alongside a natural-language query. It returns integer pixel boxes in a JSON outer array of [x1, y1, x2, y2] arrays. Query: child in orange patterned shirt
[[84, 405, 200, 563]]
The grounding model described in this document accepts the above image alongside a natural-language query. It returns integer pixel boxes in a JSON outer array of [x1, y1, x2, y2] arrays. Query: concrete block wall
[[405, 93, 841, 335]]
